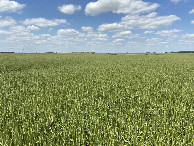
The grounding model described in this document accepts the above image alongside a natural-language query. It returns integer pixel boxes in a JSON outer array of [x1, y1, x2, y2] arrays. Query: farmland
[[0, 53, 193, 145]]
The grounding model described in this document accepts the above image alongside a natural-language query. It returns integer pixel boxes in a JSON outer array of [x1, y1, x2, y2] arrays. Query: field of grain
[[0, 53, 193, 145]]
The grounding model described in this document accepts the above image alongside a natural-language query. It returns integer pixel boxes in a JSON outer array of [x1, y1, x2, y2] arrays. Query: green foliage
[[0, 53, 193, 145]]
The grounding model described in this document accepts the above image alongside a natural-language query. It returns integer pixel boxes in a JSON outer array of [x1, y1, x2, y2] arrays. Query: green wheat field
[[0, 53, 193, 145]]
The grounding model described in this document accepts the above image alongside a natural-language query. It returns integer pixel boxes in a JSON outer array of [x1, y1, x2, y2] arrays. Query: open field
[[0, 53, 193, 145]]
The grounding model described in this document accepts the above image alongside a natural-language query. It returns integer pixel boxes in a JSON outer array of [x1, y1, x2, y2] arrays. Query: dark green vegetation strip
[[0, 53, 193, 145]]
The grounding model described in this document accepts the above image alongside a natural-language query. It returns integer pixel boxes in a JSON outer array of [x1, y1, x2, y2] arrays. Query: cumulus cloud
[[0, 17, 16, 27], [48, 28, 108, 46], [146, 38, 165, 46], [85, 0, 159, 16], [191, 20, 194, 24], [98, 23, 128, 32], [146, 38, 162, 42], [112, 31, 132, 38], [9, 25, 26, 32], [5, 25, 45, 42], [121, 13, 180, 29], [189, 9, 194, 14], [21, 18, 68, 27], [0, 29, 11, 34], [0, 24, 110, 52], [180, 34, 194, 43], [27, 25, 40, 31], [111, 31, 142, 41], [5, 25, 40, 44], [82, 27, 93, 32], [57, 29, 80, 37], [0, 0, 25, 13], [91, 33, 108, 41], [144, 31, 154, 34], [99, 12, 180, 31], [58, 4, 81, 14], [39, 34, 51, 37], [182, 34, 194, 38], [87, 0, 180, 32], [155, 29, 182, 36], [113, 39, 124, 43], [51, 29, 107, 46]]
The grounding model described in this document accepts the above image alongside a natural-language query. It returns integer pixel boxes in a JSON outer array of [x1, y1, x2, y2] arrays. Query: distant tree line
[[0, 52, 15, 53], [72, 52, 95, 54], [170, 51, 194, 53]]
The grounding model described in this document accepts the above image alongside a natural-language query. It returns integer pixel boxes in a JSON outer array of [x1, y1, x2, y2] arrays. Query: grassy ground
[[0, 53, 193, 145]]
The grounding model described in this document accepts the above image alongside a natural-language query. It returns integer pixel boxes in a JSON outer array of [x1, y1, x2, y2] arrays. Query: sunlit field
[[0, 53, 193, 145]]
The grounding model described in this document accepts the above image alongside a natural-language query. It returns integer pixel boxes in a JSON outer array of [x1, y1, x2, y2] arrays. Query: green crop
[[0, 53, 193, 145]]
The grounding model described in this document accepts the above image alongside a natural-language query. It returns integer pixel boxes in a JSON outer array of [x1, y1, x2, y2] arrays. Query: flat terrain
[[0, 53, 193, 145]]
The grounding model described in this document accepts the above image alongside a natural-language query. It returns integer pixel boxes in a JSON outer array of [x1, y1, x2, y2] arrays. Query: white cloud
[[189, 9, 194, 14], [118, 31, 132, 35], [85, 0, 159, 16], [146, 38, 169, 47], [144, 31, 154, 34], [21, 18, 68, 27], [9, 25, 26, 32], [57, 29, 80, 37], [191, 20, 194, 24], [7, 32, 38, 42], [7, 26, 41, 42], [80, 30, 108, 42], [0, 0, 25, 13], [6, 25, 40, 38], [171, 0, 181, 4], [112, 31, 141, 41], [0, 25, 109, 52], [179, 34, 194, 43], [6, 25, 40, 43], [50, 28, 108, 47], [49, 29, 88, 46], [112, 31, 132, 38], [155, 29, 182, 36], [27, 25, 40, 31], [99, 12, 180, 31], [91, 33, 108, 41], [121, 12, 180, 29], [58, 4, 81, 14], [113, 39, 124, 43], [0, 17, 16, 27], [146, 38, 162, 42], [85, 0, 118, 16], [0, 29, 11, 34], [182, 34, 194, 38], [92, 37, 107, 41], [39, 34, 51, 37], [98, 23, 128, 32], [82, 27, 93, 32]]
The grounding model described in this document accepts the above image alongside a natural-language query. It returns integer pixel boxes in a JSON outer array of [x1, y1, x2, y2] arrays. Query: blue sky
[[0, 0, 194, 53]]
